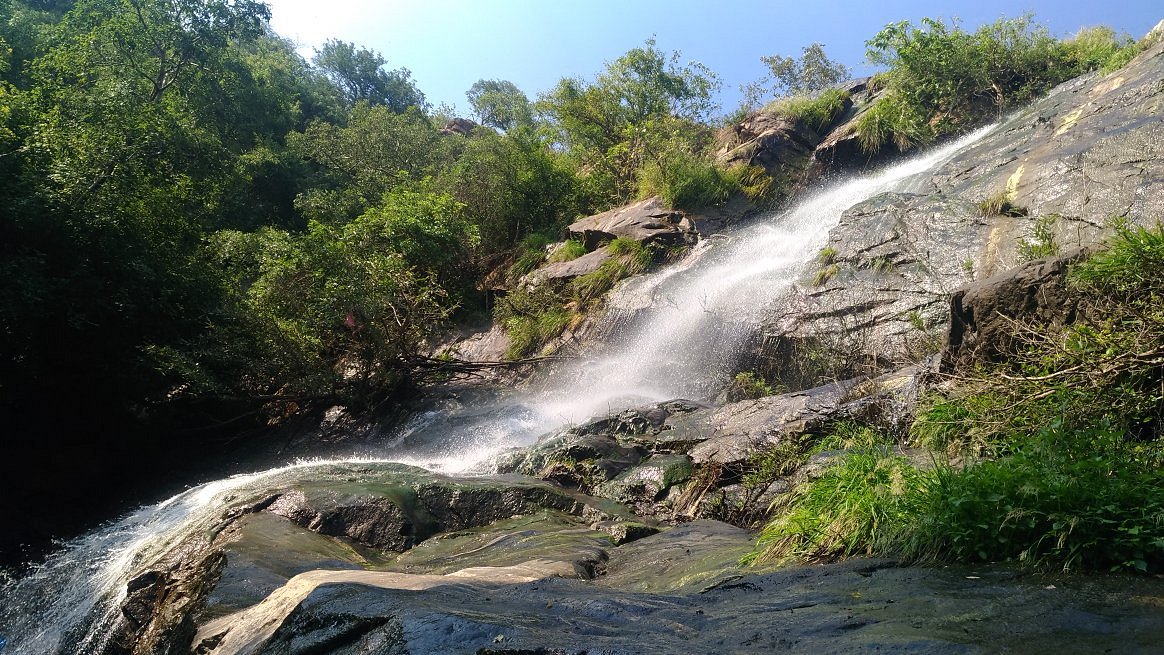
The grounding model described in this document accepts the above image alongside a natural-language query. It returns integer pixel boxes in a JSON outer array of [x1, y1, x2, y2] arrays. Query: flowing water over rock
[[0, 126, 997, 655]]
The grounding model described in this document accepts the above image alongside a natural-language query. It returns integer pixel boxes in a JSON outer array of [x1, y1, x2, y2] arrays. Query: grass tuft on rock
[[977, 191, 1028, 218], [766, 88, 851, 133], [547, 239, 587, 263]]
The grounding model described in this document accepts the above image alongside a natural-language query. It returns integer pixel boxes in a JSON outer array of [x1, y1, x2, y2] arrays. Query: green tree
[[741, 42, 850, 109], [441, 127, 577, 255], [466, 78, 532, 131], [313, 39, 425, 113], [204, 187, 476, 404], [290, 103, 450, 224], [538, 38, 720, 207]]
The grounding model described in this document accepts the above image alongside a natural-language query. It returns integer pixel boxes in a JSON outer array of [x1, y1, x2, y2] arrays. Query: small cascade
[[0, 124, 995, 655]]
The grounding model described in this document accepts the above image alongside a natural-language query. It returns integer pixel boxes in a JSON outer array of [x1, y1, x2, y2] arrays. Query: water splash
[[0, 124, 996, 654]]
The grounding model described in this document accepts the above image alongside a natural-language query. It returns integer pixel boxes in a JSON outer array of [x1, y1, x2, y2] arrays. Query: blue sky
[[265, 0, 1163, 117]]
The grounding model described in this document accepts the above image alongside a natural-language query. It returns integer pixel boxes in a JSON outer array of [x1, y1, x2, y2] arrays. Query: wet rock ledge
[[111, 352, 1164, 654]]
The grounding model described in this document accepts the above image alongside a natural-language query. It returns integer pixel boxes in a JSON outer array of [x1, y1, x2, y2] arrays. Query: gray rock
[[567, 196, 696, 249], [688, 380, 856, 466], [439, 117, 478, 136], [944, 248, 1089, 370], [716, 110, 823, 178], [532, 247, 612, 281], [598, 454, 694, 504]]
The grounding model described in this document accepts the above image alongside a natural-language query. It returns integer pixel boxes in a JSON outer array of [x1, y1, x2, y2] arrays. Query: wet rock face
[[757, 192, 988, 387], [193, 552, 1164, 655], [107, 465, 646, 655], [108, 539, 227, 655]]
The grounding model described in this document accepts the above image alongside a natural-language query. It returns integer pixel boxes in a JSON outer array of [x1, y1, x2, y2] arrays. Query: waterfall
[[0, 124, 995, 655]]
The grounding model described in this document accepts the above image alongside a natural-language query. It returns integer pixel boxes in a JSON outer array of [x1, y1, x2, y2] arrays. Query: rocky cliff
[[756, 35, 1164, 386]]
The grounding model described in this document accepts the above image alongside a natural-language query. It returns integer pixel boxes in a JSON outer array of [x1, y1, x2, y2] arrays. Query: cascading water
[[0, 124, 995, 654]]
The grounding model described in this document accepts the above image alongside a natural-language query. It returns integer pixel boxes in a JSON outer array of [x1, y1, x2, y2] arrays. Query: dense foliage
[[857, 15, 1143, 152], [0, 0, 749, 454]]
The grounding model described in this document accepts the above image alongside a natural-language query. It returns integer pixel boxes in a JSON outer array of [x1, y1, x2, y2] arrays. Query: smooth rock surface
[[192, 553, 1164, 655], [567, 196, 696, 249]]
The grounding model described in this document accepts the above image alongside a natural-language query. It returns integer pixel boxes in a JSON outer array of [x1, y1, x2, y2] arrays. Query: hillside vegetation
[[0, 2, 1145, 474]]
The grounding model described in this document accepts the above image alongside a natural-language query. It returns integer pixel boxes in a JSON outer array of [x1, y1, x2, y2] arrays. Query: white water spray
[[0, 124, 995, 654]]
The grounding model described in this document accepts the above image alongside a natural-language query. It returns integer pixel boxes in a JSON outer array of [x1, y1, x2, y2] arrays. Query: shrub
[[766, 88, 851, 133], [813, 264, 839, 286], [723, 163, 776, 203], [903, 428, 1164, 572], [1016, 214, 1059, 261], [507, 232, 554, 282], [750, 426, 924, 564], [547, 239, 587, 263], [494, 284, 572, 359], [1063, 26, 1140, 74], [637, 149, 737, 210], [1069, 221, 1164, 296], [727, 371, 775, 401], [977, 191, 1028, 217], [860, 15, 1113, 153], [854, 93, 933, 154]]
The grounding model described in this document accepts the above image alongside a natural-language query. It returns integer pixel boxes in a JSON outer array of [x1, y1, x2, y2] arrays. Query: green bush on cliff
[[751, 424, 923, 564], [637, 148, 739, 210], [1062, 26, 1141, 74], [494, 284, 573, 359], [858, 15, 1133, 153], [766, 88, 851, 134], [854, 92, 934, 153]]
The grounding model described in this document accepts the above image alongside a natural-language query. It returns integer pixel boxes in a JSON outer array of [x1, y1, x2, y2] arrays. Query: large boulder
[[716, 111, 823, 176], [943, 249, 1089, 371], [567, 196, 697, 249]]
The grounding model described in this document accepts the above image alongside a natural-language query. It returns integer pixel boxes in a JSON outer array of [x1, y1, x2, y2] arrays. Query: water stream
[[0, 124, 995, 654]]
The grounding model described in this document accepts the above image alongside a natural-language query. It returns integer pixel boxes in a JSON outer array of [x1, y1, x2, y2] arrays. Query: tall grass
[[750, 425, 923, 564], [765, 88, 851, 133]]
